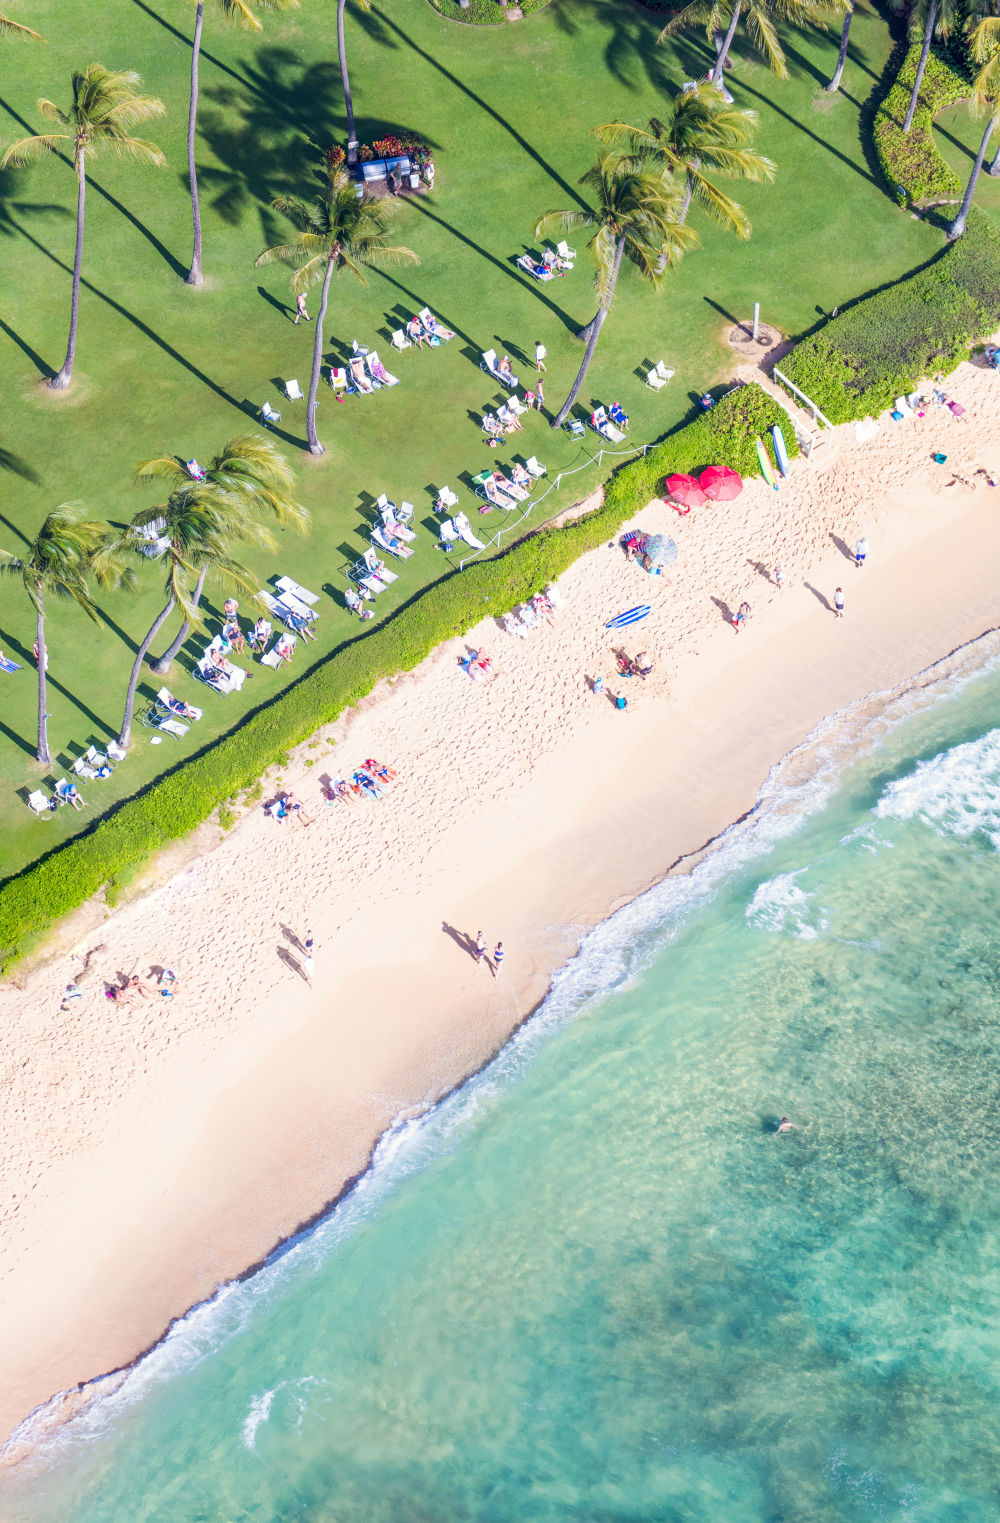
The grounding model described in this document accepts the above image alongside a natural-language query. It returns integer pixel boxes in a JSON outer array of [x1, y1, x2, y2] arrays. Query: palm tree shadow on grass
[[0, 446, 40, 486], [5, 215, 308, 452], [128, 0, 267, 101], [547, 0, 687, 95], [0, 626, 118, 739]]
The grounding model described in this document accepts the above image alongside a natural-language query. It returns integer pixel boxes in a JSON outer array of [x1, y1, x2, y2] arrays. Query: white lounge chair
[[376, 492, 397, 521], [506, 394, 528, 416], [27, 788, 53, 818], [349, 357, 374, 394], [351, 339, 370, 358], [361, 546, 398, 584], [73, 754, 99, 781], [55, 778, 85, 807], [647, 365, 667, 391], [156, 687, 203, 722], [452, 512, 485, 550], [383, 510, 416, 543], [591, 406, 626, 444], [328, 367, 348, 393], [107, 739, 127, 761], [135, 519, 171, 560], [481, 349, 519, 391], [261, 632, 296, 669], [517, 253, 554, 282], [525, 456, 546, 478], [85, 743, 115, 772], [439, 519, 460, 550], [391, 329, 412, 351], [435, 485, 459, 511], [556, 240, 576, 262], [418, 307, 454, 341], [366, 350, 399, 388], [196, 646, 247, 694], [259, 400, 282, 426], [276, 575, 319, 607], [372, 525, 414, 559], [284, 379, 304, 400]]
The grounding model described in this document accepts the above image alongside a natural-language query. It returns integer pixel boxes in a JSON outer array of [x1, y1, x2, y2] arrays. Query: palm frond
[[0, 11, 46, 40], [534, 207, 592, 239], [0, 132, 66, 169]]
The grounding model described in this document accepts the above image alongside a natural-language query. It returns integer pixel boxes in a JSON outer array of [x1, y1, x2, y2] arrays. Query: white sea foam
[[746, 871, 829, 940], [8, 628, 1000, 1472], [876, 728, 1000, 848], [241, 1377, 329, 1451]]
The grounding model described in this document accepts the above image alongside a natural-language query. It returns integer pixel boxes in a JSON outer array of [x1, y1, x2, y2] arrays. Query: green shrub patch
[[873, 40, 968, 207]]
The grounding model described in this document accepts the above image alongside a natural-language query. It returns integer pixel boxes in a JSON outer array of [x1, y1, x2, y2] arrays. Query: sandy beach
[[2, 354, 1000, 1463]]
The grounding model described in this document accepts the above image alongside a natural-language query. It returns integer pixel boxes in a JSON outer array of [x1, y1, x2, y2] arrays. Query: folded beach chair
[[259, 400, 282, 427], [524, 456, 546, 478], [372, 524, 414, 559], [480, 349, 519, 391], [261, 633, 296, 669], [564, 417, 586, 440], [27, 788, 53, 818], [391, 328, 412, 351], [435, 485, 460, 511], [453, 512, 485, 550], [591, 406, 626, 444], [284, 379, 304, 400], [366, 350, 399, 388], [328, 367, 348, 393], [556, 240, 576, 263], [419, 307, 454, 341], [73, 753, 99, 781]]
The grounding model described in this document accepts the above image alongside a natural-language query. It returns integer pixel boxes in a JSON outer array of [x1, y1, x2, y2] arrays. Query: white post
[[752, 302, 760, 341]]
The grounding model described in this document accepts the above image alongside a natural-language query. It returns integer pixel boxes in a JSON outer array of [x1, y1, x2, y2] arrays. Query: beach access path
[[2, 355, 1000, 1459]]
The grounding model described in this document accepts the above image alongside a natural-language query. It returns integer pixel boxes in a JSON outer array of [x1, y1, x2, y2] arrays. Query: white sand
[[2, 354, 1000, 1457]]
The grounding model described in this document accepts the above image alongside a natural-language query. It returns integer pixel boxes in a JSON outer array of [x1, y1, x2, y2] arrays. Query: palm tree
[[0, 10, 45, 39], [134, 435, 308, 672], [660, 0, 834, 91], [824, 0, 853, 92], [0, 66, 165, 390], [598, 86, 776, 235], [535, 151, 700, 430], [947, 17, 1000, 237], [338, 0, 372, 166], [0, 508, 126, 764], [111, 493, 272, 749], [902, 0, 959, 133], [184, 0, 299, 288], [255, 167, 418, 455]]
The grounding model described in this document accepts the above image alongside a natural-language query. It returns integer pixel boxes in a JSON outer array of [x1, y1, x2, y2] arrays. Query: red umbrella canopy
[[664, 473, 707, 507], [699, 465, 743, 501]]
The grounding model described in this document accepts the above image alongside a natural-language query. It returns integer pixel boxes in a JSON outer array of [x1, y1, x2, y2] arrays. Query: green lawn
[[0, 0, 951, 882], [933, 106, 1000, 232]]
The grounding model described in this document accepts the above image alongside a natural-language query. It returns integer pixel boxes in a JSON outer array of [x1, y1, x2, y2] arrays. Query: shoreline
[[2, 355, 1000, 1468]]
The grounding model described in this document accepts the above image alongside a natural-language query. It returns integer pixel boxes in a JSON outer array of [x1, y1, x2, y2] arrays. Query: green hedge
[[0, 383, 790, 968], [428, 0, 549, 23], [873, 39, 968, 207], [780, 210, 1000, 424]]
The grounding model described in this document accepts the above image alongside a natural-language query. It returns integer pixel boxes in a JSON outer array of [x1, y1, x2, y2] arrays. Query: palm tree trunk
[[306, 257, 334, 455], [50, 149, 85, 390], [903, 1, 937, 134], [551, 236, 624, 429], [35, 593, 50, 765], [185, 0, 206, 286], [339, 0, 359, 167], [678, 161, 699, 224], [152, 563, 206, 673], [712, 2, 741, 90], [824, 3, 853, 93], [988, 144, 1000, 178], [119, 593, 176, 748], [947, 119, 995, 239]]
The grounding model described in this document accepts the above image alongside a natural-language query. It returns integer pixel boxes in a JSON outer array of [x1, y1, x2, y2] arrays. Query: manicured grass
[[933, 106, 1000, 232], [0, 0, 948, 884]]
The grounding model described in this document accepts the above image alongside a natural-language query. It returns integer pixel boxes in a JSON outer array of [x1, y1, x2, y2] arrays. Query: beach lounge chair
[[435, 485, 459, 511], [107, 739, 127, 761], [248, 618, 272, 653], [328, 367, 348, 393], [591, 406, 626, 443], [259, 400, 282, 427], [372, 524, 414, 560], [276, 575, 319, 608], [351, 339, 370, 358], [396, 501, 416, 531], [261, 632, 296, 669], [492, 469, 528, 501], [418, 307, 454, 341], [366, 351, 399, 388], [453, 511, 485, 550], [506, 394, 528, 416], [55, 778, 86, 808], [85, 743, 115, 773], [73, 753, 100, 781], [27, 788, 53, 818], [556, 240, 576, 263], [525, 456, 546, 479], [156, 687, 203, 722], [350, 357, 374, 394], [517, 253, 554, 282], [439, 518, 461, 550], [391, 328, 412, 351], [480, 349, 519, 391], [564, 417, 586, 440], [196, 643, 247, 694], [383, 509, 416, 542], [142, 701, 189, 737], [284, 379, 304, 400], [135, 518, 171, 560]]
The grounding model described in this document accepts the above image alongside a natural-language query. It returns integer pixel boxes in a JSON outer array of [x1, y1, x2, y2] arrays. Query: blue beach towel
[[0, 655, 21, 674]]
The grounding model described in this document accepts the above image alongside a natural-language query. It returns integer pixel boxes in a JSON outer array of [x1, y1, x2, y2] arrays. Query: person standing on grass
[[303, 932, 314, 985], [834, 587, 845, 618], [493, 941, 504, 977], [535, 340, 546, 373], [535, 378, 545, 412], [854, 536, 868, 569], [294, 292, 310, 325], [476, 930, 487, 967]]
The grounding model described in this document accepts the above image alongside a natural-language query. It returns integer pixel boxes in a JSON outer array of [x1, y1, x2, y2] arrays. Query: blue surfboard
[[606, 605, 651, 630], [772, 424, 790, 478]]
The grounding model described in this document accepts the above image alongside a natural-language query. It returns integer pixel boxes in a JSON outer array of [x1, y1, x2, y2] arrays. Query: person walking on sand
[[476, 930, 487, 967], [854, 536, 868, 569], [492, 941, 504, 976], [294, 292, 310, 325], [774, 565, 785, 592], [733, 601, 751, 632], [534, 340, 547, 373], [834, 586, 845, 618], [302, 932, 314, 985]]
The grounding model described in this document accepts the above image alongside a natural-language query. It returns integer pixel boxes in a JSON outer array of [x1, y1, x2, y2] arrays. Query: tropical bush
[[428, 0, 550, 24], [781, 210, 1000, 423], [873, 39, 969, 207], [0, 384, 789, 968]]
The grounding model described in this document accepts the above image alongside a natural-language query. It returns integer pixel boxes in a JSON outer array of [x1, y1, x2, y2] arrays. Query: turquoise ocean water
[[6, 635, 1000, 1523]]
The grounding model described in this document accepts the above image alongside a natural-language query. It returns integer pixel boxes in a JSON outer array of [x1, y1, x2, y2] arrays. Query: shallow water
[[7, 641, 1000, 1523]]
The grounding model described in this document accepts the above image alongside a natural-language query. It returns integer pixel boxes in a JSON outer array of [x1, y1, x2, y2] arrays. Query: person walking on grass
[[476, 930, 487, 967], [535, 340, 546, 373], [854, 536, 868, 569], [535, 378, 545, 412], [834, 587, 845, 618], [493, 941, 504, 977], [294, 292, 310, 325]]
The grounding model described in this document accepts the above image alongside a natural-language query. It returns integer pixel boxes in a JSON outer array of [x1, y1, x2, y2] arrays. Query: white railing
[[456, 438, 654, 570], [772, 366, 834, 431]]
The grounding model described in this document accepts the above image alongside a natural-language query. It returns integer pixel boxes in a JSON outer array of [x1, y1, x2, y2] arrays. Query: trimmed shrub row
[[873, 39, 969, 207], [0, 383, 791, 968], [780, 210, 1000, 424], [428, 0, 549, 24]]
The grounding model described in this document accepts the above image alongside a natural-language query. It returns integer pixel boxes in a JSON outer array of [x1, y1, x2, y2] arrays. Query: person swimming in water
[[775, 1117, 796, 1133]]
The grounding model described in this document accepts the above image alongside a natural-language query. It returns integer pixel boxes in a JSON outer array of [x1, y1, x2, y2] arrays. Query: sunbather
[[344, 587, 374, 620], [286, 610, 317, 641], [273, 633, 295, 665], [353, 770, 383, 800], [497, 355, 514, 381], [518, 254, 553, 282], [482, 412, 502, 437], [210, 648, 234, 676], [327, 777, 355, 803], [511, 462, 532, 489], [485, 480, 516, 510], [498, 405, 522, 433], [167, 695, 198, 721], [609, 401, 629, 431], [407, 316, 427, 348], [282, 790, 312, 826], [420, 310, 454, 341], [492, 469, 528, 501], [363, 757, 397, 783], [363, 549, 390, 582], [250, 617, 271, 651], [370, 356, 392, 384], [351, 357, 374, 392], [503, 612, 527, 638], [223, 618, 246, 654]]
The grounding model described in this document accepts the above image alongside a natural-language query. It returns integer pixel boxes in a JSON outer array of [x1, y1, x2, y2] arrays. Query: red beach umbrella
[[664, 473, 707, 510], [699, 465, 743, 501]]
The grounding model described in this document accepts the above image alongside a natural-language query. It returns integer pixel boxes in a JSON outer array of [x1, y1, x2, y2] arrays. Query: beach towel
[[0, 654, 21, 674]]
